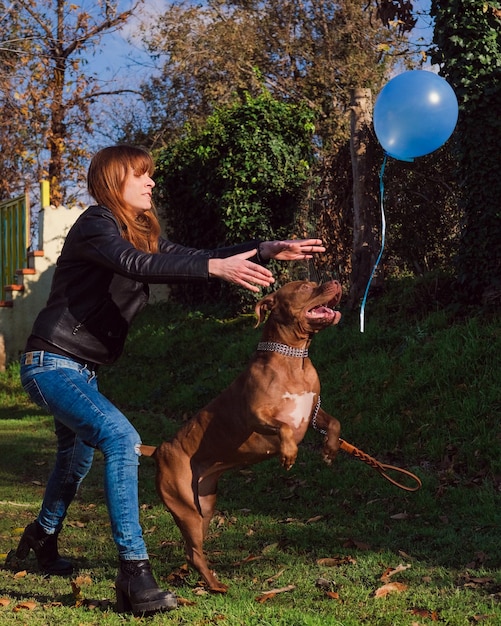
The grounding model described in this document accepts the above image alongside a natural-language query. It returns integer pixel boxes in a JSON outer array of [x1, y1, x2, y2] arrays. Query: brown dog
[[141, 280, 343, 593]]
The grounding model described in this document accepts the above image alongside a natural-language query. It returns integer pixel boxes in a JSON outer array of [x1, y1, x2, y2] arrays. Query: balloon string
[[360, 154, 387, 333]]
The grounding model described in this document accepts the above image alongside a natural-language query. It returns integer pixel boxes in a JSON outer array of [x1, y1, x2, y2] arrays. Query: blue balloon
[[373, 70, 458, 161]]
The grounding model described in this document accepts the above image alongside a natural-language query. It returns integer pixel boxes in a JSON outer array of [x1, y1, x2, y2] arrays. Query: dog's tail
[[139, 444, 157, 457]]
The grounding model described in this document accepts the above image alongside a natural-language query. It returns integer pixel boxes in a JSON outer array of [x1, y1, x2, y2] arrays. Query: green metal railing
[[0, 192, 30, 301]]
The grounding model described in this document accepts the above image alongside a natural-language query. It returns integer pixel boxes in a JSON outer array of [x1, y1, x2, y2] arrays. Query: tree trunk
[[347, 88, 380, 310]]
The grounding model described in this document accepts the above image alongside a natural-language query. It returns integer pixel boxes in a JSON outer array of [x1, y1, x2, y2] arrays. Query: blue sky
[[87, 0, 435, 86]]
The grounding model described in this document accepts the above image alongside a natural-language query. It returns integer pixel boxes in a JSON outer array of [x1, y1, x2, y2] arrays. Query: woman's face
[[122, 167, 155, 215]]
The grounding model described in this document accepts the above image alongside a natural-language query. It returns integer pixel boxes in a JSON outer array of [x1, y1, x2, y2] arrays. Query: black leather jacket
[[28, 205, 259, 365]]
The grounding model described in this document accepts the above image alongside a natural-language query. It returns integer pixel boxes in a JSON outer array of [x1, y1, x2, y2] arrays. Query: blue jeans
[[20, 351, 148, 561]]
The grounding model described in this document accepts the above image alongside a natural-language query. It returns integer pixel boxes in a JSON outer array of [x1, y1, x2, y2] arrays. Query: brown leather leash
[[311, 399, 421, 492], [339, 438, 422, 492]]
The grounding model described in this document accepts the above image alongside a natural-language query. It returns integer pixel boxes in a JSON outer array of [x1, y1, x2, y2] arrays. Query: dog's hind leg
[[168, 497, 228, 594], [154, 454, 228, 592]]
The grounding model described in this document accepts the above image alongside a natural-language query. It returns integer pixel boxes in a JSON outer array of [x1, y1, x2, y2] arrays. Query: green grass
[[1, 278, 500, 625]]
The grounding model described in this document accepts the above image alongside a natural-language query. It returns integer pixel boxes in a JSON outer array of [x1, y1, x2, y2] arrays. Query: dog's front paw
[[321, 446, 339, 466], [281, 454, 297, 471]]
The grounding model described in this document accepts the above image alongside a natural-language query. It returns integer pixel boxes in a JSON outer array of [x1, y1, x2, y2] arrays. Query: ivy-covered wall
[[431, 0, 501, 304]]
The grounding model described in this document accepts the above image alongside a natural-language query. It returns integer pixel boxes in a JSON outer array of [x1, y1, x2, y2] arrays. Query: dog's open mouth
[[306, 283, 342, 323], [306, 303, 337, 320]]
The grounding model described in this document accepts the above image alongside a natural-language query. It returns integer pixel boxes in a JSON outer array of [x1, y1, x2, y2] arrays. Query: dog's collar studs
[[257, 341, 308, 358]]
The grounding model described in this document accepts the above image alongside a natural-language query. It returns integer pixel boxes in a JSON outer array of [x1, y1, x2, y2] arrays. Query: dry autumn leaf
[[0, 598, 10, 607], [255, 584, 295, 603], [265, 568, 286, 584], [71, 580, 85, 602], [390, 512, 410, 520], [317, 556, 356, 567], [233, 554, 263, 566], [375, 582, 408, 597], [326, 590, 341, 600], [167, 564, 191, 586], [13, 570, 27, 579], [67, 520, 86, 528], [306, 515, 324, 523], [13, 600, 37, 611], [74, 574, 93, 586], [261, 543, 279, 554], [380, 563, 412, 581], [192, 587, 209, 596], [411, 607, 440, 621]]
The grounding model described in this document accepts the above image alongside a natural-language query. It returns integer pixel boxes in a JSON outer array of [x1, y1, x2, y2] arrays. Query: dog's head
[[255, 280, 342, 337]]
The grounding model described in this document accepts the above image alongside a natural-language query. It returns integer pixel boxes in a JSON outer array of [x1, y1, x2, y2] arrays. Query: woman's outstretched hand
[[208, 249, 275, 293], [260, 238, 325, 261]]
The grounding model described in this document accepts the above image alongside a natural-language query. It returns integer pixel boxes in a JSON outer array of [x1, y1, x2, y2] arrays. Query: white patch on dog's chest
[[281, 391, 316, 428]]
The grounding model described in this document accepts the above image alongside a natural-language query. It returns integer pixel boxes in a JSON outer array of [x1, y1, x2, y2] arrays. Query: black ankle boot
[[15, 521, 73, 576], [115, 559, 177, 615]]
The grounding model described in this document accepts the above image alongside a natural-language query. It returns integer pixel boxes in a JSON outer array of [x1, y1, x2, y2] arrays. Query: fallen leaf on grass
[[374, 582, 408, 597], [410, 607, 440, 621], [317, 556, 356, 567], [264, 568, 286, 584], [261, 543, 279, 554], [325, 591, 341, 600], [66, 520, 86, 529], [233, 554, 263, 566], [70, 575, 111, 609], [74, 574, 93, 586], [390, 512, 411, 520], [13, 600, 37, 612], [342, 538, 371, 551], [306, 515, 324, 524], [192, 587, 209, 596], [255, 584, 295, 603], [176, 596, 196, 606], [0, 598, 10, 607], [381, 563, 411, 581], [316, 578, 335, 590], [13, 570, 27, 579], [465, 551, 488, 569], [463, 576, 494, 586], [71, 580, 85, 602], [167, 564, 191, 586]]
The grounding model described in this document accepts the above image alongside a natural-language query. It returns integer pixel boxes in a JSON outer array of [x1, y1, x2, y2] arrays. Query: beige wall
[[0, 205, 170, 369], [0, 206, 83, 367]]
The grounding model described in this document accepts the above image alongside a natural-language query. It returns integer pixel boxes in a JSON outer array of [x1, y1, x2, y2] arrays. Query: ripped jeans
[[20, 351, 148, 561]]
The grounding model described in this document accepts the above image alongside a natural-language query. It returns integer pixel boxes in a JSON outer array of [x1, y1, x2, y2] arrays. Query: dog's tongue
[[309, 305, 334, 317]]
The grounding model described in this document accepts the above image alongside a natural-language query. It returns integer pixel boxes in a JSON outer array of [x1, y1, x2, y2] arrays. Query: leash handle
[[339, 439, 422, 492]]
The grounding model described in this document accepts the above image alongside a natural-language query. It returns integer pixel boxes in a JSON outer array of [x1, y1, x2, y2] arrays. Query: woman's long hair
[[87, 145, 161, 253]]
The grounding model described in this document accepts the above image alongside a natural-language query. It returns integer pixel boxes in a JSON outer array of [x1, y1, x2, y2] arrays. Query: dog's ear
[[254, 293, 276, 327]]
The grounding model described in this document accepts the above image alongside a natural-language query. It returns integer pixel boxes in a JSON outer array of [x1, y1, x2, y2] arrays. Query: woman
[[14, 145, 326, 616]]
